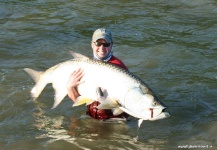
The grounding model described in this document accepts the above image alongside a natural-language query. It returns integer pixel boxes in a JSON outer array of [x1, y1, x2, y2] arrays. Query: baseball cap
[[92, 28, 113, 43]]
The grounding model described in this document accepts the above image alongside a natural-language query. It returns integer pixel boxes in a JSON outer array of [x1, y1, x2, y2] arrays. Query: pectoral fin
[[96, 97, 119, 109], [138, 119, 143, 128], [112, 108, 124, 116], [95, 87, 107, 103], [73, 96, 94, 107]]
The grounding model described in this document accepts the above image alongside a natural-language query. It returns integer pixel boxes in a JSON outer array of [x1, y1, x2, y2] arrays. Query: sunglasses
[[94, 42, 111, 47]]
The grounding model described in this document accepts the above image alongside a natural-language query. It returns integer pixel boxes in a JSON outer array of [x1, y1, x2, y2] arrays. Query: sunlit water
[[1, 0, 217, 149]]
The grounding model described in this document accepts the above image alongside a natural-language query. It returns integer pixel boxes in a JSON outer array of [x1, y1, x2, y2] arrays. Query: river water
[[1, 0, 217, 149]]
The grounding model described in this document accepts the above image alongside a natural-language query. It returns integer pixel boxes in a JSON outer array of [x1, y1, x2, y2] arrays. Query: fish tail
[[24, 68, 47, 100]]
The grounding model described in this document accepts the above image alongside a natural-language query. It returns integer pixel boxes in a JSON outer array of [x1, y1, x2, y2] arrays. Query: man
[[66, 28, 129, 120]]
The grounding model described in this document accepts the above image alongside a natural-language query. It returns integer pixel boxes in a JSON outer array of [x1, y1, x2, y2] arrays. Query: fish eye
[[153, 101, 159, 106]]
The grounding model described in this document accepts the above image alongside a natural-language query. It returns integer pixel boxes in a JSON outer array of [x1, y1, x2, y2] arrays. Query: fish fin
[[30, 82, 47, 99], [97, 97, 119, 109], [70, 51, 89, 59], [24, 68, 47, 99], [52, 88, 68, 109], [24, 68, 43, 82], [86, 99, 95, 105], [119, 107, 132, 116], [96, 87, 108, 103], [96, 87, 108, 98], [73, 96, 92, 107], [112, 108, 124, 116], [96, 87, 104, 97], [138, 119, 143, 128]]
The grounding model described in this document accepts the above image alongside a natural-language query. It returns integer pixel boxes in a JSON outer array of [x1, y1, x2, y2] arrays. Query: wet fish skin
[[24, 51, 170, 125]]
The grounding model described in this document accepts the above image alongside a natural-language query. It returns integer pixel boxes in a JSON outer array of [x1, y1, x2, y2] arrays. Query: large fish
[[24, 51, 170, 126]]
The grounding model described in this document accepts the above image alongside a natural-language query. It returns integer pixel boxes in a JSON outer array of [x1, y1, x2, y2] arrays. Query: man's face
[[92, 39, 112, 59]]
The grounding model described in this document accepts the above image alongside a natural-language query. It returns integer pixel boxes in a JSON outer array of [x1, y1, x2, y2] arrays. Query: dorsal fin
[[70, 51, 89, 59]]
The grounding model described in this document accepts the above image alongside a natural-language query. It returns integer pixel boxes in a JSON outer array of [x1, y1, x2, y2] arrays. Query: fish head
[[137, 93, 170, 121], [122, 87, 170, 122]]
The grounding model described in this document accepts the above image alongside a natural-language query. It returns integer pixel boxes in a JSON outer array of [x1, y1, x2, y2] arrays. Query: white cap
[[92, 28, 113, 43]]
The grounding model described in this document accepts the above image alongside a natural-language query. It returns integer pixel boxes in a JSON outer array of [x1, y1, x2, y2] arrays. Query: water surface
[[1, 0, 217, 149]]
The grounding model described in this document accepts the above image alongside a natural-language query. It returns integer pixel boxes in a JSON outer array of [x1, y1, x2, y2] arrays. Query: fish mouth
[[149, 107, 170, 121], [162, 107, 169, 113]]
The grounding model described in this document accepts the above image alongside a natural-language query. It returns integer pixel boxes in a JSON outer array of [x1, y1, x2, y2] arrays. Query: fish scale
[[24, 51, 170, 127]]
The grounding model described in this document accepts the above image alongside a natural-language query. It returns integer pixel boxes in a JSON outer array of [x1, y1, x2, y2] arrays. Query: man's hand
[[66, 68, 84, 102], [66, 68, 84, 89]]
